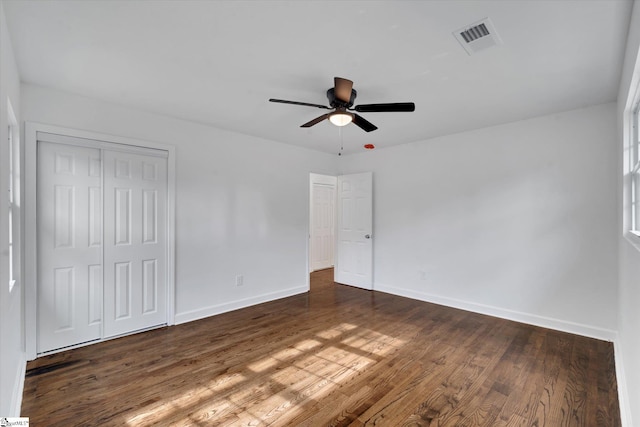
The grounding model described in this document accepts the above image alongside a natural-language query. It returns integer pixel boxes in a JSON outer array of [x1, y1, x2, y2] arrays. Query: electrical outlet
[[236, 275, 243, 286]]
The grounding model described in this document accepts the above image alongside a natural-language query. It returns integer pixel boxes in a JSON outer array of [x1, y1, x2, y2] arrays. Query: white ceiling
[[3, 0, 633, 154]]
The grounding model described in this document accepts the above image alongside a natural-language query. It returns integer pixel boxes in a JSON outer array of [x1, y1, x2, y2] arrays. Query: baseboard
[[374, 283, 618, 342], [174, 285, 308, 325], [613, 337, 633, 427], [9, 355, 26, 416]]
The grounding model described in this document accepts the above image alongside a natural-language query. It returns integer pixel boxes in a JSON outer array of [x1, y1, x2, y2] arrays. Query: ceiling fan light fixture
[[329, 111, 353, 127]]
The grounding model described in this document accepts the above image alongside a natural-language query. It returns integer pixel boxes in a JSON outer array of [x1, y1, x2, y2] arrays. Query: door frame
[[308, 172, 373, 289], [25, 122, 177, 360]]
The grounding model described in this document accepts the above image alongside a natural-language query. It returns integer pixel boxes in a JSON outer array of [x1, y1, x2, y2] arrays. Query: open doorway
[[309, 174, 337, 275], [309, 172, 374, 290]]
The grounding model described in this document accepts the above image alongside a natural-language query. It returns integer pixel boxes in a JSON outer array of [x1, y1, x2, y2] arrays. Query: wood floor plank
[[405, 326, 513, 426], [21, 269, 621, 426], [493, 327, 547, 425]]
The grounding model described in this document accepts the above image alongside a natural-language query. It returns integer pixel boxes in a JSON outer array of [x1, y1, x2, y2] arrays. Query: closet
[[36, 132, 168, 354]]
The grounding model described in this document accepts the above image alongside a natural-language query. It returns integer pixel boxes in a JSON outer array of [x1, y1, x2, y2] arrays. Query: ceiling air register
[[453, 17, 503, 55]]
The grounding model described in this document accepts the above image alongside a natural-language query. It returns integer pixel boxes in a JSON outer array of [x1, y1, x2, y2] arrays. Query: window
[[7, 100, 18, 292], [631, 97, 640, 237]]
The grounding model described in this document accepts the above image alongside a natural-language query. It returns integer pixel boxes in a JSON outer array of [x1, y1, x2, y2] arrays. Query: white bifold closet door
[[103, 150, 167, 338], [37, 139, 168, 354], [37, 142, 103, 352]]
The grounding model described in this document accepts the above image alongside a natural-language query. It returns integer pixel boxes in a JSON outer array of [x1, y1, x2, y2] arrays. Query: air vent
[[460, 23, 489, 43], [453, 18, 502, 55]]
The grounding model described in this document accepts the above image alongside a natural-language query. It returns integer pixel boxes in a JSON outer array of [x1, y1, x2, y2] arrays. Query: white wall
[[340, 103, 619, 339], [20, 84, 337, 325], [0, 1, 24, 416], [617, 0, 640, 424]]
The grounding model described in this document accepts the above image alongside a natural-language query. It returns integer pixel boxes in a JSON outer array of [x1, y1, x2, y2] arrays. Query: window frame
[[7, 99, 18, 293], [629, 104, 640, 232]]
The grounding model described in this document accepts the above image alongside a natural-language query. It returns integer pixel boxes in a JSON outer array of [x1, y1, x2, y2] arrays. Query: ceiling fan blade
[[301, 114, 330, 128], [269, 99, 331, 110], [334, 77, 354, 104], [352, 114, 378, 132], [354, 102, 415, 113]]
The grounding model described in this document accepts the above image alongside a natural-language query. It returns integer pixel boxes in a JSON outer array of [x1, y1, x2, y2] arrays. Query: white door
[[310, 178, 336, 272], [103, 150, 168, 337], [37, 142, 103, 353], [334, 172, 373, 289]]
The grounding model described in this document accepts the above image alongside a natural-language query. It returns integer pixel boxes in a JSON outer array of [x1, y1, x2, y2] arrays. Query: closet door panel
[[103, 151, 168, 337], [37, 142, 102, 353]]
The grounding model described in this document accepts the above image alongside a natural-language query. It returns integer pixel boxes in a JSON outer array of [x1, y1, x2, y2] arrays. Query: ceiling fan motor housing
[[327, 88, 357, 108]]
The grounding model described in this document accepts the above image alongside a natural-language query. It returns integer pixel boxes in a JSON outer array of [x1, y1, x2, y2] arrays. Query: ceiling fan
[[269, 77, 415, 132]]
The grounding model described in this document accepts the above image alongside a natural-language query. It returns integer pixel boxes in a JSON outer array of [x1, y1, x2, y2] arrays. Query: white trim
[[614, 337, 633, 427], [36, 131, 168, 157], [374, 282, 618, 342], [166, 136, 176, 327], [25, 123, 37, 359], [35, 324, 165, 358], [7, 97, 19, 294], [626, 61, 640, 239], [24, 122, 177, 359], [174, 285, 307, 325], [629, 99, 640, 234], [9, 356, 26, 417], [308, 174, 314, 274], [624, 229, 640, 253]]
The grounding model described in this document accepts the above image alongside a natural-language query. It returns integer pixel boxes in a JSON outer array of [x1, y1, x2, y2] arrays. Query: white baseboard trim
[[613, 338, 633, 427], [174, 285, 308, 325], [374, 283, 618, 342], [10, 355, 26, 417]]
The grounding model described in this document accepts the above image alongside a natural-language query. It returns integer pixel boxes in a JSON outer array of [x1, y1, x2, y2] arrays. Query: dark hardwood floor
[[22, 268, 620, 426]]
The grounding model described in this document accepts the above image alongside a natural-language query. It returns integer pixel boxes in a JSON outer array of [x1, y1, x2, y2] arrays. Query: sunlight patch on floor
[[341, 328, 407, 355], [293, 338, 323, 351], [125, 324, 405, 426], [125, 373, 246, 426], [247, 339, 323, 373], [315, 322, 358, 340]]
